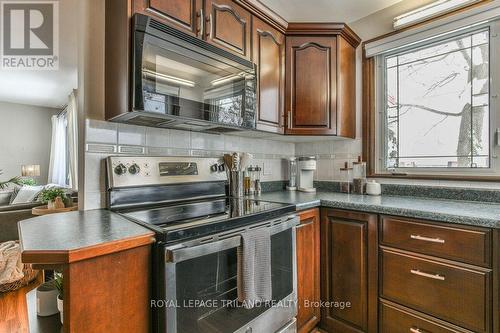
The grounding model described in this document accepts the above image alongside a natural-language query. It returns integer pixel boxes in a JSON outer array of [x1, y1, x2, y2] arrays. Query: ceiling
[[260, 0, 405, 23], [0, 0, 77, 109]]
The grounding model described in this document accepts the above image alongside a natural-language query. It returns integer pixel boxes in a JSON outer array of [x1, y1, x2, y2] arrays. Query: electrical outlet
[[263, 161, 272, 176]]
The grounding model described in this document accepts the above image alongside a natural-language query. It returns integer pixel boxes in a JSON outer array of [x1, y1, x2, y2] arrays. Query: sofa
[[0, 188, 77, 242], [0, 202, 41, 242]]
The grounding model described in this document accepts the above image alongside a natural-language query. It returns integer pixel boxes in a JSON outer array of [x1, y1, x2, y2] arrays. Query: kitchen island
[[18, 209, 155, 333]]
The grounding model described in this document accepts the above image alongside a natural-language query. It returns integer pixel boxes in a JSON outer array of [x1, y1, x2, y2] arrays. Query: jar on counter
[[340, 162, 353, 194], [352, 156, 366, 194]]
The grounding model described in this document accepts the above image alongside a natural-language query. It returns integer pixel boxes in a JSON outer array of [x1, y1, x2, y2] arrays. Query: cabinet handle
[[207, 14, 213, 39], [410, 327, 428, 333], [287, 110, 292, 128], [198, 9, 205, 38], [296, 220, 314, 229], [410, 234, 445, 244], [410, 269, 445, 281]]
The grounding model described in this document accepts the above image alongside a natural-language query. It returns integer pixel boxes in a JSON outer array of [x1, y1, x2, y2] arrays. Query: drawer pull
[[410, 327, 428, 333], [410, 269, 445, 281], [410, 234, 445, 244]]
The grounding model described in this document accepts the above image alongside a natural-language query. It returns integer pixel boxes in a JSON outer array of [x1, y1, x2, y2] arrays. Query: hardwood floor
[[0, 275, 42, 333]]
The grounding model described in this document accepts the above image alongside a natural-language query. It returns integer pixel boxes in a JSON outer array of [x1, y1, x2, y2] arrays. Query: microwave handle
[[198, 9, 205, 38]]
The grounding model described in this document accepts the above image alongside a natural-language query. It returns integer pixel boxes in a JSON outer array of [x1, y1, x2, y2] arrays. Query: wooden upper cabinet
[[253, 17, 285, 134], [286, 36, 337, 135], [133, 0, 203, 37], [320, 209, 378, 333], [204, 0, 252, 60], [285, 24, 360, 137], [296, 208, 321, 333]]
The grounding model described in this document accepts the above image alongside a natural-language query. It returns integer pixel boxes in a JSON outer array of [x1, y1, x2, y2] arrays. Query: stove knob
[[210, 164, 218, 172], [218, 164, 225, 172], [114, 163, 127, 175], [128, 163, 141, 175]]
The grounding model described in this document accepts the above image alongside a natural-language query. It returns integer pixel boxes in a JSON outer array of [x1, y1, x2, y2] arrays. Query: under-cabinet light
[[393, 0, 481, 29], [143, 69, 195, 87]]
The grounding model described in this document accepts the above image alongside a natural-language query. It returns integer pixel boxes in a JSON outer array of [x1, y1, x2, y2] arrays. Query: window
[[376, 23, 499, 175]]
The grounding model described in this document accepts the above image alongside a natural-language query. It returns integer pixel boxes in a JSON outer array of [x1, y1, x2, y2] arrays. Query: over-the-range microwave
[[108, 13, 257, 133]]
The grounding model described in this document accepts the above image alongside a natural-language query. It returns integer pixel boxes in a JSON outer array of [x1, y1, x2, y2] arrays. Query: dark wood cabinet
[[380, 299, 472, 333], [380, 248, 490, 332], [253, 17, 285, 133], [320, 209, 378, 333], [285, 24, 360, 137], [380, 216, 492, 267], [296, 208, 321, 333], [205, 0, 252, 60], [133, 0, 203, 37], [379, 216, 495, 333], [285, 36, 336, 135]]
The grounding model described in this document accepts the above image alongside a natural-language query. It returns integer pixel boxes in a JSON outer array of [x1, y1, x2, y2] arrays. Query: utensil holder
[[229, 171, 244, 197]]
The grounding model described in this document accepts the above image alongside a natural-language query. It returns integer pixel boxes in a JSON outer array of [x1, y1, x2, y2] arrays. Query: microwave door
[[130, 15, 257, 130]]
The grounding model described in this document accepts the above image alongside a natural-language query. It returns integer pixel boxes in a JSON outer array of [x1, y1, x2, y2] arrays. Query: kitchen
[[1, 0, 500, 333]]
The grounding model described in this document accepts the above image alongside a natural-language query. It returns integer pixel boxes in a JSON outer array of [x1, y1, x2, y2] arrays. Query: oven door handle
[[165, 215, 299, 263], [166, 235, 242, 263]]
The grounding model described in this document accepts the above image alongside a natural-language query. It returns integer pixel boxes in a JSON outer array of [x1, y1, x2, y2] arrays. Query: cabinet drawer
[[380, 216, 491, 267], [380, 249, 490, 332], [380, 300, 473, 333]]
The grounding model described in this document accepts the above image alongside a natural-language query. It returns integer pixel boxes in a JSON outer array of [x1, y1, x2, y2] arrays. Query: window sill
[[368, 173, 500, 182]]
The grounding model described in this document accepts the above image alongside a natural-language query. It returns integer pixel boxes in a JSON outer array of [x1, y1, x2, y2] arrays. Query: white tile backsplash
[[86, 119, 117, 144], [169, 129, 191, 148], [146, 127, 170, 148], [118, 123, 146, 146], [191, 132, 225, 151], [83, 120, 295, 209]]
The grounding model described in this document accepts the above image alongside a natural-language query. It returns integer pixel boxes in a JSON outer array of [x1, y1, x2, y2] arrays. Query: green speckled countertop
[[255, 191, 500, 228]]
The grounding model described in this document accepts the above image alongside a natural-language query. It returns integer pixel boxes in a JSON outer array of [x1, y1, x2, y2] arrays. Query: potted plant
[[52, 272, 64, 324], [40, 188, 66, 210]]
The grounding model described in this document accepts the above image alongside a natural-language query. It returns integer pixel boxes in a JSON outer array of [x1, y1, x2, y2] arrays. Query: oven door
[[158, 216, 298, 333]]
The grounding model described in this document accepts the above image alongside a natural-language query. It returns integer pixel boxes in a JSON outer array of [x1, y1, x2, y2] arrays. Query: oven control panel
[[107, 156, 227, 188]]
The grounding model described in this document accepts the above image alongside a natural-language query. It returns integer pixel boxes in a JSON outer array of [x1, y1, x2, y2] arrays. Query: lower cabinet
[[296, 208, 321, 333], [298, 209, 498, 333], [319, 209, 378, 333]]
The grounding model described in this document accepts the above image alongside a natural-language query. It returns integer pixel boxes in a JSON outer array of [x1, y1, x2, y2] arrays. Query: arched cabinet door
[[204, 0, 251, 61], [285, 36, 338, 135], [253, 17, 285, 134], [135, 0, 203, 37]]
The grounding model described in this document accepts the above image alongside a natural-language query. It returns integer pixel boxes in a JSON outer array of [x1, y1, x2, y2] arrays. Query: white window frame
[[374, 19, 500, 177]]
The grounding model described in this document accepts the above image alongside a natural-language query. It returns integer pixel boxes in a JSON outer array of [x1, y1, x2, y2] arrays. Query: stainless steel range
[[107, 156, 298, 333]]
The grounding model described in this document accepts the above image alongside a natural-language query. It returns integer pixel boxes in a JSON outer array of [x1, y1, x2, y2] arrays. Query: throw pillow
[[10, 185, 44, 205]]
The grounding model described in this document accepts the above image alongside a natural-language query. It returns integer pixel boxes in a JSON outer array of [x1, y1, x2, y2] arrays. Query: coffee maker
[[297, 156, 316, 192]]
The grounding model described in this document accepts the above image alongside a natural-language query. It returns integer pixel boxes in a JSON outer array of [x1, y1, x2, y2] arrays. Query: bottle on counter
[[352, 156, 367, 194], [340, 162, 353, 194], [243, 170, 251, 195], [255, 165, 262, 195]]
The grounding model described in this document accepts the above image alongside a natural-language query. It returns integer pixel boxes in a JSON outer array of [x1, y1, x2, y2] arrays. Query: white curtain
[[48, 114, 67, 186], [66, 90, 78, 189]]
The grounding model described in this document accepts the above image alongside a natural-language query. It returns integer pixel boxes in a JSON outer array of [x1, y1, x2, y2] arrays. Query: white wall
[[0, 102, 59, 184]]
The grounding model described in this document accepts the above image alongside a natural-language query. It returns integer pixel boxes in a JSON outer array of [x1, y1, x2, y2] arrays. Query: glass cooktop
[[118, 197, 295, 243]]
